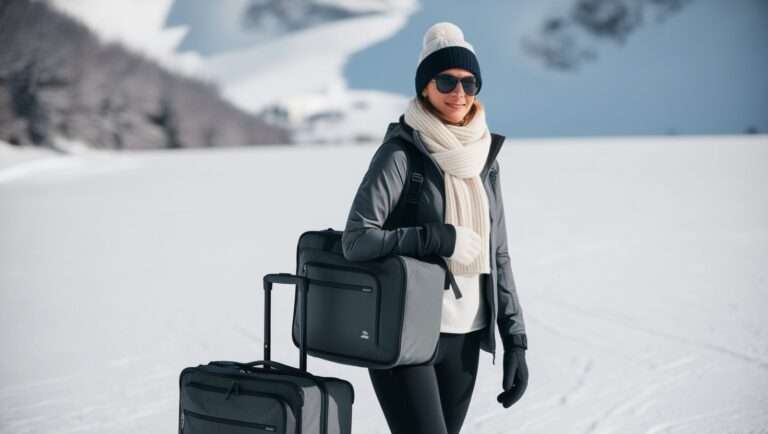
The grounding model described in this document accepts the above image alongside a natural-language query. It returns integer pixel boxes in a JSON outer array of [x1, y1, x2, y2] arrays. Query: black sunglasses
[[433, 74, 479, 96]]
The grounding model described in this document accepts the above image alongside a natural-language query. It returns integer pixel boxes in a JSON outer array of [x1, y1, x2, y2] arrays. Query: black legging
[[368, 327, 485, 434]]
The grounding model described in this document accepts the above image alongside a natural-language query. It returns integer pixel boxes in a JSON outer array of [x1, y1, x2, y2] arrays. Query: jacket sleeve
[[341, 141, 456, 262], [493, 162, 527, 336]]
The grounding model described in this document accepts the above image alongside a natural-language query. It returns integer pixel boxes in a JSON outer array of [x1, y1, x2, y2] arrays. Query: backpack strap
[[383, 139, 424, 230], [402, 142, 424, 227]]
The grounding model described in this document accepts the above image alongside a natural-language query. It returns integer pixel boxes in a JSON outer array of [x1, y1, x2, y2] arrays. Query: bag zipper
[[304, 275, 374, 293], [183, 409, 277, 432], [186, 381, 287, 403], [185, 368, 304, 408]]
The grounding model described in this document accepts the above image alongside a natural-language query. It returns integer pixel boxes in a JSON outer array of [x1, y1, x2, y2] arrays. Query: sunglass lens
[[461, 77, 478, 96], [435, 74, 478, 96], [435, 75, 458, 93]]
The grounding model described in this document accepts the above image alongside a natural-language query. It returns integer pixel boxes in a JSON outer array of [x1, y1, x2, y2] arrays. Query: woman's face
[[421, 68, 476, 124]]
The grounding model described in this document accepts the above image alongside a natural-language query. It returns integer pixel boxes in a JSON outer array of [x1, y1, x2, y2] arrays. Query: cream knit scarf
[[404, 97, 491, 275]]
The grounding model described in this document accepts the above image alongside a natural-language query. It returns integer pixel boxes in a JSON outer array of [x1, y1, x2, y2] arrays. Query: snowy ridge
[[203, 9, 415, 144], [48, 0, 204, 75]]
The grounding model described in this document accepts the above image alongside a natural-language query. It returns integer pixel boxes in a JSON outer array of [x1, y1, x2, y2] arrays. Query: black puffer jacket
[[341, 115, 526, 361]]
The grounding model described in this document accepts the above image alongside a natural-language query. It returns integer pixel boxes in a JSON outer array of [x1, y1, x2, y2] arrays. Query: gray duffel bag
[[291, 228, 458, 369]]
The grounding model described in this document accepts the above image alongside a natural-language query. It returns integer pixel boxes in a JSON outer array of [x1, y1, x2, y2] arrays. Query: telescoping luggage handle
[[263, 273, 309, 372]]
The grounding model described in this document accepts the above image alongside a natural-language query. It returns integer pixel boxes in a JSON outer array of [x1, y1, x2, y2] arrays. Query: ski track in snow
[[531, 295, 768, 371]]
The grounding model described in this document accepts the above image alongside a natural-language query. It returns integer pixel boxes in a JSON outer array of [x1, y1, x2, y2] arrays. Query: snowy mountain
[[47, 0, 768, 143], [44, 0, 417, 145], [168, 0, 409, 56], [166, 0, 418, 144], [2, 134, 767, 433]]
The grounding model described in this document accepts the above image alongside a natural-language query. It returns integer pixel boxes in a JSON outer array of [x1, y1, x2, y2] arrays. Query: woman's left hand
[[497, 336, 528, 408]]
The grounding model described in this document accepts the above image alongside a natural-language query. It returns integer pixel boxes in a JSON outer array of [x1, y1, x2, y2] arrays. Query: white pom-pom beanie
[[415, 22, 482, 96]]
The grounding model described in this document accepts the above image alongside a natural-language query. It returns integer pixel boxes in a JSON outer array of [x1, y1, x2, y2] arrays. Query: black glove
[[497, 334, 528, 408]]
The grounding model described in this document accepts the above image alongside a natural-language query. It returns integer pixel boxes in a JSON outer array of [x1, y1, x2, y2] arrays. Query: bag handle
[[208, 360, 305, 374], [263, 273, 310, 371], [243, 360, 305, 373]]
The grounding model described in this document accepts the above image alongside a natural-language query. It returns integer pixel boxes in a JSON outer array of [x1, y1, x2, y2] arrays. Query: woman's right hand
[[449, 225, 481, 265]]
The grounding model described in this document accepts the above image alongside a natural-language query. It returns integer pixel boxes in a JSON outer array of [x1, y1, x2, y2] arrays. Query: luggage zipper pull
[[225, 381, 240, 400]]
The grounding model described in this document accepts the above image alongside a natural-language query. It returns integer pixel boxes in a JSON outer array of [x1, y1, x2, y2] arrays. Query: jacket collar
[[384, 115, 505, 180]]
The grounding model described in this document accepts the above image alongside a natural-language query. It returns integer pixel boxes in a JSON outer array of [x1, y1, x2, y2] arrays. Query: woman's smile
[[445, 102, 466, 109]]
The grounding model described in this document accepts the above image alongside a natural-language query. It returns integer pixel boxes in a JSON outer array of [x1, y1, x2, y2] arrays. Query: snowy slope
[[167, 0, 417, 56], [202, 10, 415, 143], [1, 135, 767, 433], [48, 0, 203, 74]]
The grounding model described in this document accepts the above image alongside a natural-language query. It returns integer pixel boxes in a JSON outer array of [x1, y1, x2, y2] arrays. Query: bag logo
[[360, 330, 370, 340]]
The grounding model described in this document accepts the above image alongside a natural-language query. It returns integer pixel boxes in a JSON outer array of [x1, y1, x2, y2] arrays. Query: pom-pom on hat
[[415, 22, 482, 96]]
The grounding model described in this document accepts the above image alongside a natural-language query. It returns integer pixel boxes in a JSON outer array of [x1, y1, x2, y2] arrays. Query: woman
[[341, 22, 528, 434]]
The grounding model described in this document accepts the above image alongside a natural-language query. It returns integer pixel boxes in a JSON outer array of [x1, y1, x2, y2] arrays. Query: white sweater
[[440, 185, 492, 334], [440, 273, 489, 333]]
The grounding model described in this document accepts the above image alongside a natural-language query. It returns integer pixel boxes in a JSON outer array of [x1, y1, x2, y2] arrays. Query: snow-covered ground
[[1, 135, 767, 433]]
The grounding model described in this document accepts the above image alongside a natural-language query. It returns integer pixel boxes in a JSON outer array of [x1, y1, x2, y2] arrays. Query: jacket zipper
[[485, 170, 498, 365]]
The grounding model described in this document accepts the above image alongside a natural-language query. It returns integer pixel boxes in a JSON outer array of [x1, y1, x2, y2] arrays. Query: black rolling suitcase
[[178, 273, 355, 434]]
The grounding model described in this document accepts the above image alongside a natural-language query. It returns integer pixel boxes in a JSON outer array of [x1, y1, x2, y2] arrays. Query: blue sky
[[345, 0, 768, 138]]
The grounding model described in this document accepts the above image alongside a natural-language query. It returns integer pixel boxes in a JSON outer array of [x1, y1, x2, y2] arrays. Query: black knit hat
[[415, 22, 482, 96]]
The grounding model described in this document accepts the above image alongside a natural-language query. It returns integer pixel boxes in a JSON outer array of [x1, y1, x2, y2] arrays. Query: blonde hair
[[417, 95, 482, 127]]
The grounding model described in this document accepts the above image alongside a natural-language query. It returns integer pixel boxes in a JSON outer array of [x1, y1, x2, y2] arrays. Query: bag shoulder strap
[[383, 138, 424, 230]]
